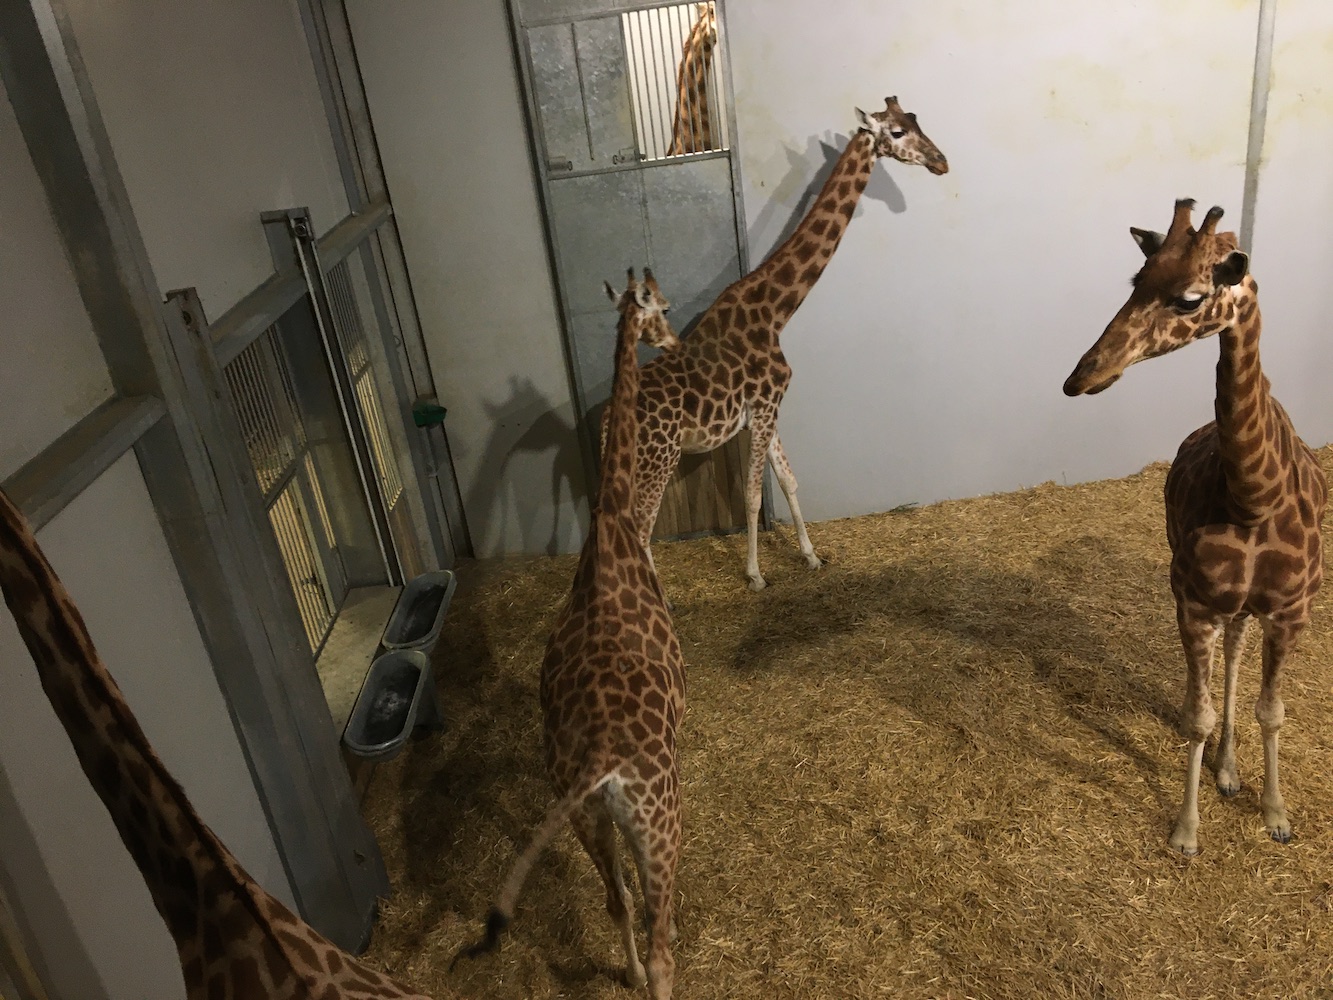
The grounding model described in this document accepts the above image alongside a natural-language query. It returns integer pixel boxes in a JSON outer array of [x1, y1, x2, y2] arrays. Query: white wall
[[1248, 0, 1333, 443], [0, 458, 292, 1000], [346, 0, 590, 557], [727, 0, 1269, 521], [0, 5, 333, 992], [62, 0, 349, 321]]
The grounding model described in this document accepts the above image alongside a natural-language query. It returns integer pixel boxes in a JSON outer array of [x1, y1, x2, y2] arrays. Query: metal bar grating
[[223, 323, 339, 650], [223, 327, 306, 500], [268, 481, 335, 650], [623, 2, 729, 161], [325, 259, 406, 510], [326, 259, 371, 376]]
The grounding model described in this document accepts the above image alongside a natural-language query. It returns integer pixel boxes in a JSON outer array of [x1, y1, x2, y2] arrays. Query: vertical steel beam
[[0, 0, 388, 951], [1240, 0, 1278, 254], [298, 0, 473, 560]]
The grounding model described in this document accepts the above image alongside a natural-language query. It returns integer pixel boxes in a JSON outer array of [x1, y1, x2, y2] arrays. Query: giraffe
[[609, 97, 948, 591], [0, 486, 450, 999], [667, 3, 718, 156], [1063, 199, 1328, 856], [459, 269, 687, 998]]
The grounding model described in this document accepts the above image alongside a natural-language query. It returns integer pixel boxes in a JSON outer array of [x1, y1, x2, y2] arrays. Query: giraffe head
[[690, 3, 717, 51], [603, 267, 679, 350], [1064, 198, 1252, 396], [855, 96, 948, 175]]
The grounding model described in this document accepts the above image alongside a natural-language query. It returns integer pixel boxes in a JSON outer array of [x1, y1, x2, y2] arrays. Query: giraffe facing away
[[0, 486, 454, 999], [607, 97, 948, 590], [459, 270, 687, 998], [1064, 199, 1327, 856], [667, 3, 718, 156]]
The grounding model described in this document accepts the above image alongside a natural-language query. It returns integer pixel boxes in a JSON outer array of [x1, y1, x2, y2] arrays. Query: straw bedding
[[358, 446, 1333, 999]]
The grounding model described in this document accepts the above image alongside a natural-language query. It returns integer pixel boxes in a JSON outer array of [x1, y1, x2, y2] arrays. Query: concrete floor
[[315, 584, 401, 734]]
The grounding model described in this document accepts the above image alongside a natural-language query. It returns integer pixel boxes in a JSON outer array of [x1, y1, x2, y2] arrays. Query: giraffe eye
[[1173, 294, 1205, 313], [889, 128, 906, 139]]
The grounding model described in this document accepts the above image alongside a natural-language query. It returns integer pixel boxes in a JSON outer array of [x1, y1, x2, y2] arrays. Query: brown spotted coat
[[613, 97, 948, 591], [667, 3, 718, 156], [1064, 198, 1327, 856], [0, 488, 443, 999], [466, 270, 686, 1000]]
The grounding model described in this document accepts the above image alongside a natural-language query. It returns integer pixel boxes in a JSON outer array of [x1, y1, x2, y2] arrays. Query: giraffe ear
[[604, 281, 618, 302], [1214, 250, 1249, 286], [1130, 227, 1166, 258], [634, 284, 654, 309], [854, 107, 875, 132]]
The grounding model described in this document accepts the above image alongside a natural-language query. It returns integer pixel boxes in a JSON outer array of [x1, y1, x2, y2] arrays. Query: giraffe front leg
[[1256, 615, 1303, 844], [1169, 608, 1220, 857], [744, 416, 777, 591], [1214, 616, 1250, 797], [768, 433, 822, 570], [638, 441, 680, 609]]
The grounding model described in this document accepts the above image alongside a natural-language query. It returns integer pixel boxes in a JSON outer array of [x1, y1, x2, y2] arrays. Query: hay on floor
[[357, 447, 1333, 1000]]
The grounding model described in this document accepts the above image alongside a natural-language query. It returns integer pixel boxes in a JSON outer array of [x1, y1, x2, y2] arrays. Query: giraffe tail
[[452, 751, 619, 969]]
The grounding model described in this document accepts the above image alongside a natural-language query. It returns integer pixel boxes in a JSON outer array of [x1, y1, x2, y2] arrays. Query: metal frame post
[[0, 0, 388, 951], [298, 0, 474, 561]]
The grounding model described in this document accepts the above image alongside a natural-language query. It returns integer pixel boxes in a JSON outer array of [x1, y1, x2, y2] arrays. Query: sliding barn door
[[510, 0, 759, 540]]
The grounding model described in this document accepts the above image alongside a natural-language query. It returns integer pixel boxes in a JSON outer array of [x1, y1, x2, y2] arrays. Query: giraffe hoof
[[626, 964, 648, 989], [1216, 777, 1241, 798], [747, 575, 767, 592], [1167, 827, 1199, 858], [1270, 824, 1293, 845], [805, 554, 824, 570]]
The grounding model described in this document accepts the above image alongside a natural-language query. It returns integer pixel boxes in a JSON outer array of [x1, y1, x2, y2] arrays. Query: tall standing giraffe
[[667, 3, 718, 156], [1064, 199, 1327, 856], [0, 487, 452, 998], [610, 97, 948, 590], [460, 270, 687, 998]]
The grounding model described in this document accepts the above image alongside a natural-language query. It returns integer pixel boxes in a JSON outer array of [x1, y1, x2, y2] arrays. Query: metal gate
[[200, 202, 451, 653], [510, 0, 754, 539]]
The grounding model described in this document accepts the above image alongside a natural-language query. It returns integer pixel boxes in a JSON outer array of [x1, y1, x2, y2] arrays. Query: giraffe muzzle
[[1063, 356, 1121, 396]]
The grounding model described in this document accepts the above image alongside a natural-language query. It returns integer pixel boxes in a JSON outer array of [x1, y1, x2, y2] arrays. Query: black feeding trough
[[342, 570, 456, 761]]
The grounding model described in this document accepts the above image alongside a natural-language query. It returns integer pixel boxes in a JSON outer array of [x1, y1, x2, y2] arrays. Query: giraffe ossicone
[[1065, 199, 1327, 856], [610, 96, 948, 592]]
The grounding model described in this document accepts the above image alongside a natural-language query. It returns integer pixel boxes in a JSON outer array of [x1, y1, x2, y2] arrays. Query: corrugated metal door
[[511, 0, 753, 540]]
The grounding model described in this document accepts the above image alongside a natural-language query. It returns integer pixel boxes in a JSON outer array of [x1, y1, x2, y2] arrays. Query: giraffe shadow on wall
[[749, 130, 908, 257], [465, 377, 589, 557]]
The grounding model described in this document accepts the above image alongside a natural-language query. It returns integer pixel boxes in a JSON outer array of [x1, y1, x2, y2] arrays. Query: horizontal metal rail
[[3, 394, 167, 530], [207, 196, 394, 367]]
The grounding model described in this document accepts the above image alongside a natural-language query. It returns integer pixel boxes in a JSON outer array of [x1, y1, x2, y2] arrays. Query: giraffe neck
[[1213, 277, 1284, 520], [598, 311, 643, 517], [743, 130, 877, 332], [0, 490, 251, 955], [668, 16, 714, 155]]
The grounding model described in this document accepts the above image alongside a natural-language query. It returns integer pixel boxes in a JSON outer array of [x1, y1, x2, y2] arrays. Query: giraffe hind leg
[[768, 433, 822, 570], [571, 799, 646, 987], [1213, 616, 1250, 797], [616, 791, 680, 1000], [1256, 614, 1303, 844]]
